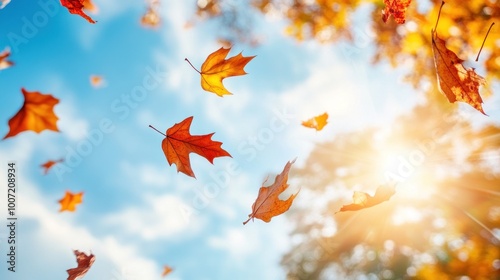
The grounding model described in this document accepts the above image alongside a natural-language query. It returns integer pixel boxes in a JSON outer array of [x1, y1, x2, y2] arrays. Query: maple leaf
[[58, 191, 83, 212], [162, 265, 173, 277], [3, 88, 60, 140], [60, 0, 96, 23], [149, 116, 231, 178], [302, 112, 328, 131], [243, 159, 299, 225], [431, 2, 486, 115], [0, 47, 13, 70], [185, 47, 255, 97], [382, 0, 411, 24], [336, 184, 396, 213], [41, 159, 64, 175], [67, 250, 95, 280]]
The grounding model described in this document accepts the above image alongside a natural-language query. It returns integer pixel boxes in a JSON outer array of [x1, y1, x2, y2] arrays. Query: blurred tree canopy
[[193, 0, 500, 279], [194, 0, 500, 100]]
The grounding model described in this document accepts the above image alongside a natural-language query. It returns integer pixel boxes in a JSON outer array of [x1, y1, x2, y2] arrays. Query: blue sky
[[0, 0, 499, 280]]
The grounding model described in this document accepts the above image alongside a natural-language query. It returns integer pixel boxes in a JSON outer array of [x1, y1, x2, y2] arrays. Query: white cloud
[[121, 161, 169, 188], [208, 227, 259, 259], [103, 194, 194, 240], [56, 99, 90, 141]]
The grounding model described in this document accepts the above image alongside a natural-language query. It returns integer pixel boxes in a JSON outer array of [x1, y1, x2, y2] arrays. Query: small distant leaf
[[150, 116, 231, 178], [244, 159, 299, 225], [186, 47, 255, 97], [336, 184, 396, 213], [41, 159, 64, 175], [141, 0, 160, 28], [162, 265, 173, 277], [59, 191, 83, 212], [60, 0, 96, 23], [3, 88, 60, 140], [382, 0, 411, 24], [67, 250, 95, 280], [0, 47, 13, 70], [0, 0, 10, 9], [302, 112, 328, 131], [90, 75, 105, 88]]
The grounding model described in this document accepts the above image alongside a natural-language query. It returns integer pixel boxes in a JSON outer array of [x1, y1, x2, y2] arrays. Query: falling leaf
[[162, 265, 173, 277], [302, 112, 328, 131], [60, 0, 96, 23], [82, 0, 98, 14], [431, 3, 486, 115], [149, 116, 231, 178], [41, 159, 64, 175], [243, 159, 299, 225], [59, 191, 83, 212], [382, 0, 411, 24], [0, 47, 13, 70], [3, 88, 60, 140], [90, 75, 104, 88], [0, 0, 10, 9], [141, 0, 160, 28], [185, 47, 255, 97], [67, 250, 95, 280], [336, 184, 396, 213]]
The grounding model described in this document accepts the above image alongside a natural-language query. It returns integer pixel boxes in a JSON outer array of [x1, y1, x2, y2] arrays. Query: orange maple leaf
[[302, 112, 328, 131], [58, 191, 83, 212], [336, 184, 396, 213], [382, 0, 411, 24], [0, 47, 13, 70], [61, 0, 96, 23], [141, 0, 160, 28], [431, 2, 486, 115], [244, 159, 299, 225], [149, 116, 231, 178], [162, 265, 173, 277], [41, 159, 64, 175], [185, 47, 255, 97], [67, 250, 95, 280], [3, 88, 60, 140]]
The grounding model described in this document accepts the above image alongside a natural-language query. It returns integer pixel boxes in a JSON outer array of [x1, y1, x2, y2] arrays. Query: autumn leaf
[[141, 0, 160, 28], [382, 0, 411, 24], [185, 47, 255, 97], [149, 116, 231, 178], [0, 47, 13, 70], [336, 184, 396, 213], [90, 75, 104, 88], [59, 191, 83, 212], [67, 250, 95, 280], [302, 112, 328, 131], [431, 2, 486, 115], [3, 88, 60, 140], [243, 159, 299, 225], [162, 265, 173, 277], [41, 159, 64, 175], [61, 0, 96, 23]]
